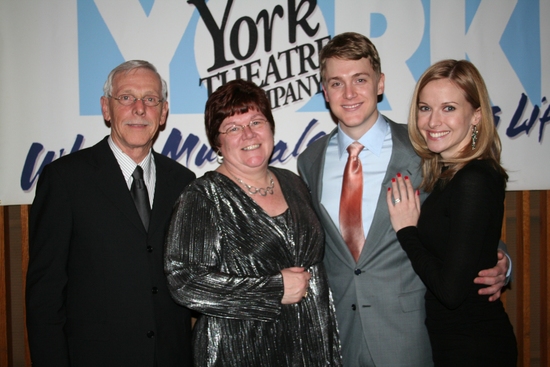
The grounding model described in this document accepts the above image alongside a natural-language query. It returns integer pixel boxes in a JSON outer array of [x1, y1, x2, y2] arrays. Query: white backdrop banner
[[1, 0, 549, 205]]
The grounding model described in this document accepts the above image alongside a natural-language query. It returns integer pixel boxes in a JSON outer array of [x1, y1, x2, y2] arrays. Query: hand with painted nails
[[386, 174, 421, 232]]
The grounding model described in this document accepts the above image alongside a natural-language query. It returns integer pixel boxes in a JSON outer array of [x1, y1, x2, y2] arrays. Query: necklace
[[233, 172, 275, 196]]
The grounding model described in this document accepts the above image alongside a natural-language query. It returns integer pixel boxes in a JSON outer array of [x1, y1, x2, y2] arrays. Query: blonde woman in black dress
[[387, 60, 517, 366]]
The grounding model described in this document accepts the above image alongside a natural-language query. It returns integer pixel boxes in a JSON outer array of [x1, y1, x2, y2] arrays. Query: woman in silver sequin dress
[[164, 79, 342, 367]]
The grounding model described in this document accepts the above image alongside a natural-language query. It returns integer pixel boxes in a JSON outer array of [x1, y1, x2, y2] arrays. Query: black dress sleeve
[[396, 162, 504, 309]]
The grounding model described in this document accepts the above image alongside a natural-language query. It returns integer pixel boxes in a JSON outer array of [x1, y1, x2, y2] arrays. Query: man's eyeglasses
[[109, 94, 164, 107], [219, 120, 268, 136]]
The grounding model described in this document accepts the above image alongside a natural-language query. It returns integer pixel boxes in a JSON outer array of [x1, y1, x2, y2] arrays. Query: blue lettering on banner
[[507, 94, 550, 142], [19, 92, 550, 191], [20, 135, 85, 191], [160, 118, 324, 166], [19, 120, 326, 192]]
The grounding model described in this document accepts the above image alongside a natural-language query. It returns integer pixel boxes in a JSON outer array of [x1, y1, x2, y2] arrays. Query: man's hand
[[474, 250, 509, 301]]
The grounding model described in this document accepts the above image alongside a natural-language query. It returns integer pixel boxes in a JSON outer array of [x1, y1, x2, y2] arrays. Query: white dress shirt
[[108, 136, 156, 208]]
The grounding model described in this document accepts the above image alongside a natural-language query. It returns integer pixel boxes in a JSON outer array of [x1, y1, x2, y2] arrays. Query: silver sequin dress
[[165, 167, 342, 367]]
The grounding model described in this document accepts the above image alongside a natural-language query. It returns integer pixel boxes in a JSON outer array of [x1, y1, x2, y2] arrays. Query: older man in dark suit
[[26, 60, 195, 367]]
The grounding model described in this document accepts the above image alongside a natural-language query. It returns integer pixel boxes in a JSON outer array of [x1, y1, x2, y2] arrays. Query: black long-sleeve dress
[[165, 167, 342, 367], [396, 160, 517, 366]]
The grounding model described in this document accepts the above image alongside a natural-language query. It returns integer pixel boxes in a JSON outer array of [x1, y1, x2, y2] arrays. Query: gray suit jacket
[[297, 117, 433, 366]]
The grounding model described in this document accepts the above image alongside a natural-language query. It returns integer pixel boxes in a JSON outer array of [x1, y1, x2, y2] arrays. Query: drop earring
[[471, 125, 478, 150], [216, 151, 224, 164]]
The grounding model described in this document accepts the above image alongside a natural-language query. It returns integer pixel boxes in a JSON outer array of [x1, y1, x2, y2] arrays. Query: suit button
[[351, 304, 356, 311], [354, 269, 362, 275], [147, 246, 153, 252], [152, 287, 158, 294], [147, 331, 155, 338]]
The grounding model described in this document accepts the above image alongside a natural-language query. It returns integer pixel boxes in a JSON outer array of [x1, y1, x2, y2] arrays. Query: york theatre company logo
[[162, 0, 331, 165], [191, 0, 330, 111]]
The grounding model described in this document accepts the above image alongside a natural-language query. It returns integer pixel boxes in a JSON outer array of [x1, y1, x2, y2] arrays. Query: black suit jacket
[[26, 136, 196, 367]]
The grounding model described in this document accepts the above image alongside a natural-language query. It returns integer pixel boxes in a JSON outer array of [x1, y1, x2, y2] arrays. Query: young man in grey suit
[[27, 60, 195, 367], [297, 32, 510, 366]]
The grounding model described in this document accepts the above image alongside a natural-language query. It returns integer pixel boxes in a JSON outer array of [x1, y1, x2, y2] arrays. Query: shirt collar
[[337, 114, 389, 159], [107, 136, 153, 181]]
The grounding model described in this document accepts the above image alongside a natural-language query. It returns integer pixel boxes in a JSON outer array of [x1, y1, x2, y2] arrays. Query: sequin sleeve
[[165, 186, 284, 322]]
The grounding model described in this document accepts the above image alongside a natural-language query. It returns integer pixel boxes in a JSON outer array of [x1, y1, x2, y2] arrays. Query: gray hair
[[102, 60, 168, 100]]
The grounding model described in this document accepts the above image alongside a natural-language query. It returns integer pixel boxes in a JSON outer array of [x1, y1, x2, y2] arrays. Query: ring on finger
[[394, 198, 401, 204]]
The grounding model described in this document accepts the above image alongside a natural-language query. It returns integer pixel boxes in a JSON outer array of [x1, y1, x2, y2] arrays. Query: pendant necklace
[[233, 171, 275, 196]]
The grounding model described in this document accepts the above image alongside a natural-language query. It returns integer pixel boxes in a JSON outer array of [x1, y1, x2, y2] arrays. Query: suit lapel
[[90, 137, 148, 234], [360, 118, 419, 263], [149, 152, 177, 236], [308, 132, 330, 204]]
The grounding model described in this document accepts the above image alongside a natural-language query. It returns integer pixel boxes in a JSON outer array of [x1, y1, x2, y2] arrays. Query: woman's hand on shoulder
[[386, 174, 421, 232], [280, 267, 311, 304]]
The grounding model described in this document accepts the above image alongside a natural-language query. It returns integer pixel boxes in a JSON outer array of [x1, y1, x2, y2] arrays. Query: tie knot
[[347, 142, 364, 158], [132, 165, 145, 180]]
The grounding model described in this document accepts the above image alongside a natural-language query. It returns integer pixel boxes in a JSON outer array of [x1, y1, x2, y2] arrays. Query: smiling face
[[322, 57, 385, 140], [217, 109, 274, 175], [100, 67, 168, 163], [417, 78, 480, 159]]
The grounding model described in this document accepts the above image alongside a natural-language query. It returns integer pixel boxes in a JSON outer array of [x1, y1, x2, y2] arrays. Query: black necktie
[[131, 166, 151, 231]]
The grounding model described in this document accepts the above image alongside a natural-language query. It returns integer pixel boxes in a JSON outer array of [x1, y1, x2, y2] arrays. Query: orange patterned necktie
[[339, 142, 365, 262]]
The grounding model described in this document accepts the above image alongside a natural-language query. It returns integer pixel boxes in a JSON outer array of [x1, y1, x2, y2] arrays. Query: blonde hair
[[319, 32, 381, 84], [408, 59, 507, 192]]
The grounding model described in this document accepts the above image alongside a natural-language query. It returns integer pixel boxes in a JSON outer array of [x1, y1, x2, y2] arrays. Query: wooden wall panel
[[21, 205, 31, 367], [541, 191, 550, 367], [0, 206, 12, 367], [501, 197, 508, 308], [515, 191, 531, 367]]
